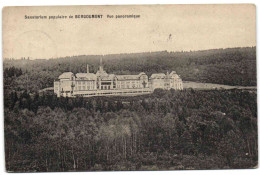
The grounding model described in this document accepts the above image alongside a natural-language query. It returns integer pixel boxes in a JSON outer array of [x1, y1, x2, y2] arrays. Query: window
[[126, 82, 130, 88], [132, 81, 136, 88]]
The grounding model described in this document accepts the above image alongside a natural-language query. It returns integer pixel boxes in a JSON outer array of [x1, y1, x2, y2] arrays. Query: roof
[[170, 74, 180, 79], [115, 72, 147, 80], [168, 71, 181, 79], [96, 70, 108, 77], [169, 71, 176, 75], [100, 74, 115, 80], [150, 73, 166, 79], [139, 72, 146, 76], [59, 72, 74, 79], [116, 75, 140, 80], [76, 73, 97, 80]]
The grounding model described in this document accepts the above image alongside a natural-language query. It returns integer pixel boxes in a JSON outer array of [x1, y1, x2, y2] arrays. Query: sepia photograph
[[2, 4, 257, 172]]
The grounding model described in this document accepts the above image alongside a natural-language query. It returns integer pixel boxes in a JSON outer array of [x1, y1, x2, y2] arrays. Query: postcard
[[2, 5, 257, 172]]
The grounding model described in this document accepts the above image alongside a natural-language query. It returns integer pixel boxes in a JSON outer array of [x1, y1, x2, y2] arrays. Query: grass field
[[183, 81, 257, 90]]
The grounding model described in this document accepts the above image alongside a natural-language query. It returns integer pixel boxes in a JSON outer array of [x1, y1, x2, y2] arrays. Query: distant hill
[[3, 47, 256, 92]]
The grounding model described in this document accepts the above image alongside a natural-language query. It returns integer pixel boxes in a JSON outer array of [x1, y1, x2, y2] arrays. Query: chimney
[[87, 64, 89, 73]]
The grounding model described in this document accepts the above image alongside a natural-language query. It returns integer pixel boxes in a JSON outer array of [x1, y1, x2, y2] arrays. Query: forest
[[3, 47, 256, 93], [3, 47, 257, 171], [4, 88, 258, 171]]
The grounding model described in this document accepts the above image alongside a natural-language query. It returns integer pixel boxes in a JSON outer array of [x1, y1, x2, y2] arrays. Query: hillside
[[3, 47, 257, 171], [4, 89, 257, 171], [3, 47, 256, 92]]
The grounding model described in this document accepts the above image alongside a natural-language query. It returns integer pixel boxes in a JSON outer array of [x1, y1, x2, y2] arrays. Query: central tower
[[99, 57, 103, 72]]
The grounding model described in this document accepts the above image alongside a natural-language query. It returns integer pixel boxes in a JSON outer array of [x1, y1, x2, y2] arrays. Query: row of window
[[101, 85, 114, 90], [77, 81, 95, 85], [76, 85, 95, 91]]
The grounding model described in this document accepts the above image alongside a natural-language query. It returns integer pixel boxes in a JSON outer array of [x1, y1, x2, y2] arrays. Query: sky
[[2, 4, 256, 59]]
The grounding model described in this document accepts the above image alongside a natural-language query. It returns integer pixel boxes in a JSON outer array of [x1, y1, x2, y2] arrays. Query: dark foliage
[[3, 47, 256, 93], [3, 47, 257, 171], [4, 89, 257, 171]]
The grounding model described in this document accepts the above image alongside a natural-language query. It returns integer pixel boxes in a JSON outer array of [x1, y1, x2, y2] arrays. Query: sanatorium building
[[54, 59, 183, 97]]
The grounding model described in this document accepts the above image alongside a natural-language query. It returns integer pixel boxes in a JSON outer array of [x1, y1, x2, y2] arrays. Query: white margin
[[0, 1, 259, 175]]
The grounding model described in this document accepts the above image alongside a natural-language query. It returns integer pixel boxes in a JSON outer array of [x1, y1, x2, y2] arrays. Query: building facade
[[150, 71, 183, 90], [54, 59, 183, 97]]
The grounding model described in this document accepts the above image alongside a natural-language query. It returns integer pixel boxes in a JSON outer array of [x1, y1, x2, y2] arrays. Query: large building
[[54, 59, 183, 97]]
